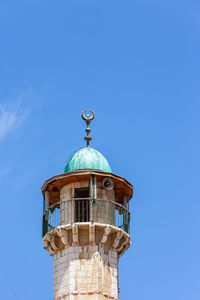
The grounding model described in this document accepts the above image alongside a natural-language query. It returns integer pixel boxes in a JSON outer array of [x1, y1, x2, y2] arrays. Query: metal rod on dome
[[81, 109, 95, 147]]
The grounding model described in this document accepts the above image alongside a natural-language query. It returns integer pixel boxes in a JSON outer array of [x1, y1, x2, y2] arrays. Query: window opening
[[74, 188, 90, 222]]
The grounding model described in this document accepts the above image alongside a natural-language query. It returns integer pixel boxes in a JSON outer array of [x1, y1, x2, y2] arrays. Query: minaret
[[42, 109, 133, 300]]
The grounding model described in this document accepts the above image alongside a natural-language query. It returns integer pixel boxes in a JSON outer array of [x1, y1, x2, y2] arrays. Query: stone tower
[[42, 110, 133, 300]]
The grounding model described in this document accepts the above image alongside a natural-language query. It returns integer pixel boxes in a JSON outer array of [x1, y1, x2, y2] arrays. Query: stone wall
[[60, 181, 115, 226], [53, 245, 118, 300]]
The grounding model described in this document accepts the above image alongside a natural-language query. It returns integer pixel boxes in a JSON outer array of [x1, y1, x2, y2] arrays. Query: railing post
[[90, 198, 93, 222], [72, 199, 74, 224], [44, 191, 49, 214], [90, 174, 97, 223]]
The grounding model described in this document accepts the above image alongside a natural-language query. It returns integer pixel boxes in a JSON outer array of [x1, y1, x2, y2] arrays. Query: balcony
[[42, 198, 130, 237]]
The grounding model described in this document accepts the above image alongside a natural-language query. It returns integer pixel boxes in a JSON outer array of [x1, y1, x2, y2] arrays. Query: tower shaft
[[53, 245, 118, 300]]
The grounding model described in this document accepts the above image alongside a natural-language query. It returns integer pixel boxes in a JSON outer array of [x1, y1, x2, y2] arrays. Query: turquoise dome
[[64, 147, 112, 173]]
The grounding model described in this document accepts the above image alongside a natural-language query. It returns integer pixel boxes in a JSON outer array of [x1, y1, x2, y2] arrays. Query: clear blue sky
[[0, 0, 199, 299]]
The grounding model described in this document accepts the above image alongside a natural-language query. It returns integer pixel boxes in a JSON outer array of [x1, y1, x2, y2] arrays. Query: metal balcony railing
[[42, 198, 130, 237]]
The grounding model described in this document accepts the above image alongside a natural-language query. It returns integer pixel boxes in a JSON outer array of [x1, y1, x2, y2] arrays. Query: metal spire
[[81, 109, 95, 147]]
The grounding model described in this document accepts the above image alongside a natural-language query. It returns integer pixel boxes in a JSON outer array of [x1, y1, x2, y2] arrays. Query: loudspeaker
[[102, 177, 114, 190]]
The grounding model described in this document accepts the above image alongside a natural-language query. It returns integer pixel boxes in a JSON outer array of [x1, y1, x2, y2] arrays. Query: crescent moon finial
[[81, 109, 95, 147]]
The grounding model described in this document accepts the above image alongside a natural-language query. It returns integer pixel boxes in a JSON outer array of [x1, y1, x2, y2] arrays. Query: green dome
[[64, 147, 112, 173]]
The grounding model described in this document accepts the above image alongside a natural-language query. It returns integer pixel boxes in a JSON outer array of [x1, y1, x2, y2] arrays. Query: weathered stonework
[[60, 181, 115, 225], [43, 223, 130, 300], [53, 246, 118, 300], [43, 223, 130, 258], [60, 181, 115, 202]]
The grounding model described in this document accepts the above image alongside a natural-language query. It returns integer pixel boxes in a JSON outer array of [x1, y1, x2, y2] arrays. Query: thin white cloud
[[0, 106, 17, 140], [0, 98, 30, 141]]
